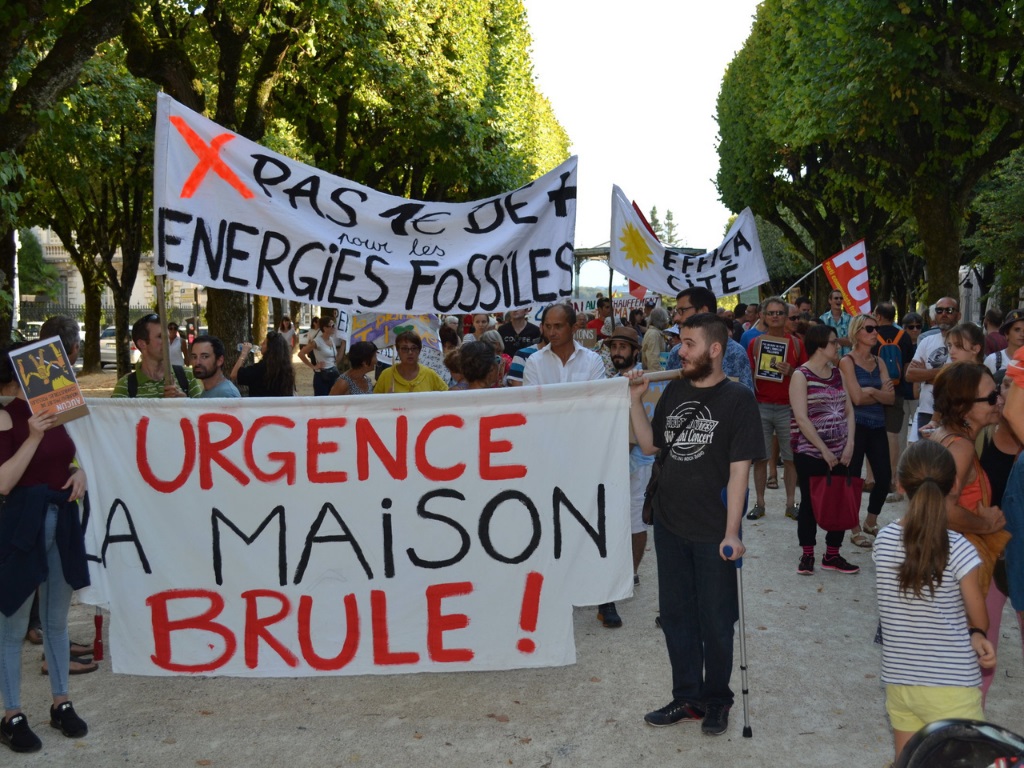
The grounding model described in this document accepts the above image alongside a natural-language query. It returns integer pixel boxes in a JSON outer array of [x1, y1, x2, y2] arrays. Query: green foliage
[[717, 0, 1024, 303], [965, 147, 1024, 305], [276, 0, 568, 200], [16, 227, 60, 299]]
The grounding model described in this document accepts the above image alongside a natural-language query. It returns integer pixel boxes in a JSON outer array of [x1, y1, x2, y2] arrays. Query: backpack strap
[[127, 371, 138, 398], [172, 365, 189, 394]]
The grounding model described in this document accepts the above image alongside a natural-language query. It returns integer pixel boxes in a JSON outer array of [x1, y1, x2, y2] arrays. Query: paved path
[[14, 483, 1023, 767]]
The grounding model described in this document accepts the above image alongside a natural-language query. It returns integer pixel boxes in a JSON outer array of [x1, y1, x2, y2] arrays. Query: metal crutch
[[723, 544, 752, 738]]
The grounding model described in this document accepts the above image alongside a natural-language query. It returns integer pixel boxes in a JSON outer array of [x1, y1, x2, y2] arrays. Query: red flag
[[822, 240, 871, 315]]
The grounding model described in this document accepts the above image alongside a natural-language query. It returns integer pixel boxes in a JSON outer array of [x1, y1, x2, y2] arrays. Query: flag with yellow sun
[[609, 185, 768, 298]]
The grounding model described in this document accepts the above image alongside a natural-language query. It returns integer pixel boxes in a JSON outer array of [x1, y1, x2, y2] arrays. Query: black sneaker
[[1, 713, 42, 752], [597, 603, 622, 628], [821, 553, 860, 574], [644, 700, 705, 727], [745, 504, 765, 520], [701, 702, 731, 735], [50, 701, 88, 738], [797, 554, 815, 575]]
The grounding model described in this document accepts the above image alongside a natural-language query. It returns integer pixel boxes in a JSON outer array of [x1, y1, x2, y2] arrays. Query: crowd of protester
[[3, 295, 1023, 761]]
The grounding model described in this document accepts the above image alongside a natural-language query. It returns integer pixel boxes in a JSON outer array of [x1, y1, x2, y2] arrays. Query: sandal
[[70, 641, 93, 657], [850, 531, 873, 549], [766, 477, 779, 489], [863, 523, 880, 536]]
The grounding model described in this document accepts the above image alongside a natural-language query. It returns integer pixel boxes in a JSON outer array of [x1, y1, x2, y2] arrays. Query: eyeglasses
[[397, 346, 418, 353], [675, 305, 694, 315], [862, 325, 878, 333], [765, 310, 786, 317], [974, 390, 1000, 406], [935, 306, 958, 315], [904, 324, 922, 330]]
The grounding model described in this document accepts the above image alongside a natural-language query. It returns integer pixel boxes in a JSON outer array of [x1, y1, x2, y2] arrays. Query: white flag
[[608, 185, 768, 297]]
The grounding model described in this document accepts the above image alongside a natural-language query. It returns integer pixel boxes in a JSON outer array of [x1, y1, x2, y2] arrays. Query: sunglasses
[[862, 325, 878, 333], [765, 310, 786, 317], [935, 307, 958, 315], [904, 324, 922, 330], [974, 390, 1000, 406], [788, 315, 800, 321]]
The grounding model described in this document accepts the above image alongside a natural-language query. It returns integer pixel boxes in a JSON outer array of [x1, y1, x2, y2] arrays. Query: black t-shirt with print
[[651, 377, 764, 542]]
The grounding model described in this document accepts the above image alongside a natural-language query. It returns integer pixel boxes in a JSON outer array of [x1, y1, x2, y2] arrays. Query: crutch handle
[[722, 545, 743, 568]]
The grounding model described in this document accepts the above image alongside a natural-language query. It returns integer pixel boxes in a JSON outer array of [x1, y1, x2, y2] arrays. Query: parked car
[[21, 321, 43, 340], [99, 326, 142, 367], [9, 327, 26, 344]]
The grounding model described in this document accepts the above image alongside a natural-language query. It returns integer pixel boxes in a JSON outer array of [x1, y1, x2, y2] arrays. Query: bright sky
[[522, 0, 761, 287]]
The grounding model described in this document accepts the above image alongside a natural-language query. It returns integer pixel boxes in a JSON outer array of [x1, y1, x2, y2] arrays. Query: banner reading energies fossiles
[[66, 382, 632, 677], [153, 93, 578, 314]]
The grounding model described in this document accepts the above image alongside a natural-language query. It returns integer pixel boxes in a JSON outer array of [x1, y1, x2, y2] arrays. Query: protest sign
[[609, 185, 768, 296], [66, 382, 631, 677], [753, 336, 789, 382], [822, 240, 871, 315], [153, 94, 578, 315], [8, 337, 88, 425]]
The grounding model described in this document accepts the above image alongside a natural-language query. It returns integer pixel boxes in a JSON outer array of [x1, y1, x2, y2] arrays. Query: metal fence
[[18, 302, 201, 329]]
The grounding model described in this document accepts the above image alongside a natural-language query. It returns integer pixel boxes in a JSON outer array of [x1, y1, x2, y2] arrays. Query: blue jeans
[[654, 518, 738, 707], [313, 367, 340, 396], [0, 504, 74, 709]]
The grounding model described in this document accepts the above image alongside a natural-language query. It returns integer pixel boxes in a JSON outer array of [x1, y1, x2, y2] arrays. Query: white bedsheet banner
[[153, 93, 578, 314], [66, 381, 631, 677]]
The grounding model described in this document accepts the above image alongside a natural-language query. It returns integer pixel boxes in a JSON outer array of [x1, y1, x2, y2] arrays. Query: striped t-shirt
[[873, 522, 982, 687]]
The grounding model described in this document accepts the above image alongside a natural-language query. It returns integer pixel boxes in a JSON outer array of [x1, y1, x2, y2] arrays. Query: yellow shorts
[[885, 684, 983, 733]]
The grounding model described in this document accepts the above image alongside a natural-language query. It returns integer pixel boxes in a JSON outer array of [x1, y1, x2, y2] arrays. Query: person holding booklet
[[745, 296, 807, 521], [0, 339, 91, 752]]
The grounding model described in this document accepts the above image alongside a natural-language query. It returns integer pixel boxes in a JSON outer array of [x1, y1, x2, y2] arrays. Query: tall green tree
[[20, 46, 156, 374], [777, 0, 1024, 301], [965, 147, 1024, 308], [0, 0, 133, 339], [121, 0, 322, 364]]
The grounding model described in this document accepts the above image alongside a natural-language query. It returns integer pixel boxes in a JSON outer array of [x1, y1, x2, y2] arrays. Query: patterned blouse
[[791, 363, 848, 459]]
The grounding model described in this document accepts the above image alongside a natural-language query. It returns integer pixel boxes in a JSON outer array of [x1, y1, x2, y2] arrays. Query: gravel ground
[[13, 368, 1022, 766]]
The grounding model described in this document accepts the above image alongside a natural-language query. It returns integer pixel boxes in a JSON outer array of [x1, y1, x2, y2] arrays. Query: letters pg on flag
[[608, 186, 768, 297], [822, 240, 871, 315], [152, 93, 578, 315]]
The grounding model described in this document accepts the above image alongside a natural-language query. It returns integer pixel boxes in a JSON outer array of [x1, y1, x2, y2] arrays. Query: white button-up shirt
[[522, 342, 606, 385]]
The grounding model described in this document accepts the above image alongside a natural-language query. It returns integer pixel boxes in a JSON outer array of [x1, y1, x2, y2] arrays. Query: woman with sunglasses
[[839, 314, 895, 547], [928, 362, 1007, 596], [298, 318, 343, 396]]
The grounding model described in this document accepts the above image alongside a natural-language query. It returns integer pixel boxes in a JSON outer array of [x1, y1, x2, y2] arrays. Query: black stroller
[[895, 720, 1024, 768]]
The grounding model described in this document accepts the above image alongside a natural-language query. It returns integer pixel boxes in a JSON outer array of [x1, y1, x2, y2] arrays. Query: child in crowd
[[873, 439, 996, 762]]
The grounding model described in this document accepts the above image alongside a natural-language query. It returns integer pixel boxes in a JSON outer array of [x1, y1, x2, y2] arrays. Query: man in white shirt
[[522, 303, 605, 385], [906, 296, 959, 437]]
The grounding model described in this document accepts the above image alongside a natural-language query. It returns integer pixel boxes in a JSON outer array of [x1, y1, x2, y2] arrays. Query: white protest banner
[[66, 383, 631, 677], [822, 240, 871, 315], [153, 93, 578, 315], [609, 185, 768, 297]]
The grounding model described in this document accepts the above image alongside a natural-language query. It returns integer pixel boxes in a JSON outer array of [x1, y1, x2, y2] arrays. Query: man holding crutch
[[627, 313, 763, 736]]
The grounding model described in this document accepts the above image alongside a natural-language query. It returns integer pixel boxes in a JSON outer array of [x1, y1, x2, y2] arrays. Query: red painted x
[[170, 116, 255, 200]]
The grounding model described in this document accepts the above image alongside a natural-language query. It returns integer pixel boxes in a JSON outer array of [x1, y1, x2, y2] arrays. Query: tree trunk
[[0, 228, 14, 343], [80, 275, 104, 374], [252, 295, 269, 346], [206, 286, 247, 377], [114, 299, 132, 378], [909, 182, 963, 303]]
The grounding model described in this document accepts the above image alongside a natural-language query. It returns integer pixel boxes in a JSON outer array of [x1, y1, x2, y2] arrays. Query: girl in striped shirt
[[873, 439, 996, 762]]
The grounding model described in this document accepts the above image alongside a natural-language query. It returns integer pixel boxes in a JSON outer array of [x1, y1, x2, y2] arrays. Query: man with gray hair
[[642, 307, 670, 370]]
